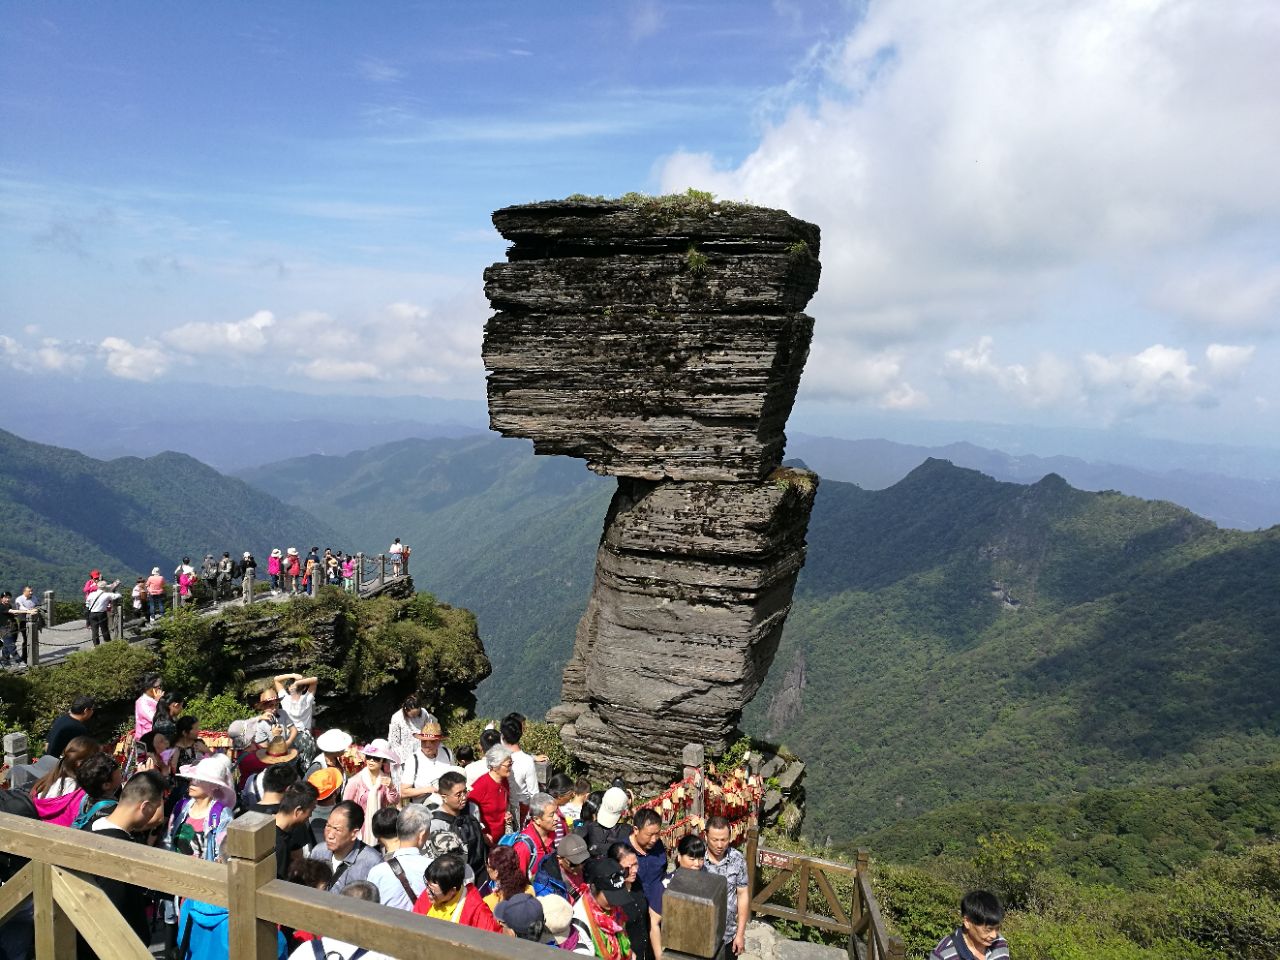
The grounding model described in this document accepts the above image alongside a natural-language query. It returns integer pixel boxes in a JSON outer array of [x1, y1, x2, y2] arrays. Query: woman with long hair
[[32, 736, 98, 799]]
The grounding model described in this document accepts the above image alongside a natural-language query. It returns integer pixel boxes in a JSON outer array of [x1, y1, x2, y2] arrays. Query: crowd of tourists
[[0, 676, 773, 960], [0, 675, 1009, 960], [1, 539, 412, 659]]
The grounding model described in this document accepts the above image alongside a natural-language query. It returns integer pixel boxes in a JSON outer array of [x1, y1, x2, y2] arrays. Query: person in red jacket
[[467, 745, 514, 845], [413, 853, 500, 933]]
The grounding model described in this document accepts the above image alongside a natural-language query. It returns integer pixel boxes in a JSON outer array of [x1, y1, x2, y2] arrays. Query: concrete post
[[355, 552, 365, 592], [244, 567, 255, 606], [378, 554, 387, 587], [43, 590, 55, 627], [26, 617, 39, 669], [173, 582, 183, 610], [113, 602, 124, 640], [3, 732, 28, 771]]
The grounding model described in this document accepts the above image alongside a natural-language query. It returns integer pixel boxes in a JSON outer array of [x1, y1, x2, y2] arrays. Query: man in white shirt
[[400, 722, 460, 803], [13, 586, 37, 661], [366, 805, 432, 909], [501, 714, 540, 824], [85, 579, 122, 646]]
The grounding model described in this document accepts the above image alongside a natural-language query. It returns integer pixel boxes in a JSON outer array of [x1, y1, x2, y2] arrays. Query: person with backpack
[[430, 771, 488, 877], [508, 791, 560, 879], [533, 834, 589, 905], [69, 752, 122, 830], [216, 552, 234, 600], [84, 771, 168, 956]]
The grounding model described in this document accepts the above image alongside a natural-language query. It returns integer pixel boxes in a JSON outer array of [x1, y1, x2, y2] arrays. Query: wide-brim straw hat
[[360, 738, 399, 764], [315, 729, 353, 754], [256, 737, 299, 765], [286, 547, 298, 556], [271, 549, 283, 558], [179, 755, 237, 809]]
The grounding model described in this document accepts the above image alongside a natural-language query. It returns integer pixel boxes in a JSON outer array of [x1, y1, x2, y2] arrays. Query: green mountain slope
[[746, 460, 1280, 839], [240, 436, 613, 711], [240, 438, 1280, 845], [0, 428, 339, 595]]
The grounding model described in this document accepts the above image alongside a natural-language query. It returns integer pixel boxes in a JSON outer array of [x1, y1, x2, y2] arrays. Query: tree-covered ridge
[[239, 434, 613, 712], [747, 460, 1280, 841], [0, 428, 339, 594], [852, 763, 1280, 889]]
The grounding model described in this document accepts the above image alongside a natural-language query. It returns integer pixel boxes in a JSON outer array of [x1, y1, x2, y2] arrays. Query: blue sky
[[3, 0, 1279, 450]]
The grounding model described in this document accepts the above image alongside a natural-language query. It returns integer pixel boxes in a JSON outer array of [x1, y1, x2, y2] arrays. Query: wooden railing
[[744, 825, 905, 960], [0, 811, 562, 959]]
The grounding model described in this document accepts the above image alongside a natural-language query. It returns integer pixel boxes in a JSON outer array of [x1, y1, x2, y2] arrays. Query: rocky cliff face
[[484, 195, 820, 785]]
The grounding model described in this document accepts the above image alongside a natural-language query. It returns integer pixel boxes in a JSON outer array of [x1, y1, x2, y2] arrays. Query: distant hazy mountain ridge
[[0, 428, 339, 594]]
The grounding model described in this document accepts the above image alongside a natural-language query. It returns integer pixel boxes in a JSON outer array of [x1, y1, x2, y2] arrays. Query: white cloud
[[1204, 343, 1256, 382], [99, 337, 169, 381], [944, 337, 1080, 408], [803, 339, 925, 409], [293, 358, 381, 382], [1082, 344, 1206, 408], [164, 309, 275, 355], [1155, 263, 1280, 330], [0, 334, 88, 374], [658, 0, 1280, 406]]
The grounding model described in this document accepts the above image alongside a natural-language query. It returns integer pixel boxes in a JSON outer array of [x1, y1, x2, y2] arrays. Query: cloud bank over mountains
[[658, 0, 1278, 429]]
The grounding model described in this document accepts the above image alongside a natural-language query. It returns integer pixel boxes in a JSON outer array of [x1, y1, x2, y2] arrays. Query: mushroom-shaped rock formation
[[483, 195, 821, 785]]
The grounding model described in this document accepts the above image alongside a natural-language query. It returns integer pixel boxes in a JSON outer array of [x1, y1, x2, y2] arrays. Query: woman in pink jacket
[[342, 738, 400, 844], [267, 548, 282, 594]]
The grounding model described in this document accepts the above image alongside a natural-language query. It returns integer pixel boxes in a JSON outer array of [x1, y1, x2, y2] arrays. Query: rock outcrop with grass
[[484, 193, 821, 785]]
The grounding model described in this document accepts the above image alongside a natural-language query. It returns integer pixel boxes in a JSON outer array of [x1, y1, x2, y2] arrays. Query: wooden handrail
[[745, 824, 904, 960], [0, 812, 228, 907], [0, 811, 652, 959]]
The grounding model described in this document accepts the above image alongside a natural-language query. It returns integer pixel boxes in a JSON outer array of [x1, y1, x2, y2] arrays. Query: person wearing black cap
[[534, 833, 589, 905], [495, 892, 554, 944], [572, 858, 632, 960]]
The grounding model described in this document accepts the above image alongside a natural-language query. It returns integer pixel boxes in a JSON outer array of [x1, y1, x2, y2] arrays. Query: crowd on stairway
[[0, 674, 766, 960], [1, 539, 413, 662]]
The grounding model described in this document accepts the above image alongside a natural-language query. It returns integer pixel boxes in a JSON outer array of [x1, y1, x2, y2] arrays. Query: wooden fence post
[[225, 812, 278, 960], [43, 590, 55, 628], [33, 860, 75, 959]]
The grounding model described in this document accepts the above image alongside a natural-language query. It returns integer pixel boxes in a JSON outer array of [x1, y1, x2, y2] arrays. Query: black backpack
[[432, 809, 488, 876]]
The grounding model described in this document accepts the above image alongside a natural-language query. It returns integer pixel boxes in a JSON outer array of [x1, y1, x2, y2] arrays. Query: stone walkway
[[8, 574, 412, 671]]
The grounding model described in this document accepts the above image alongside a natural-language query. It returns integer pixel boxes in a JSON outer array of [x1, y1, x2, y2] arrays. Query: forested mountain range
[[6, 429, 1277, 851], [243, 435, 1280, 843], [788, 433, 1280, 530], [0, 429, 338, 595]]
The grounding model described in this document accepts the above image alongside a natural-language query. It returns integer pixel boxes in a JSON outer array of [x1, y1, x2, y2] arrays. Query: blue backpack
[[497, 831, 547, 879]]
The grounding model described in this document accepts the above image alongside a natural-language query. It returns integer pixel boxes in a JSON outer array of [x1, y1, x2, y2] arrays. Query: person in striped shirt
[[930, 890, 1010, 960]]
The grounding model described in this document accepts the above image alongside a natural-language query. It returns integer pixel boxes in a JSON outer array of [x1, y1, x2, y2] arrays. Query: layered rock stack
[[483, 195, 821, 785]]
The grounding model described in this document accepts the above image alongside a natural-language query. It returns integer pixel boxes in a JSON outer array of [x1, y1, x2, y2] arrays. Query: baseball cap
[[596, 787, 628, 829], [556, 834, 589, 865], [583, 858, 630, 904], [494, 893, 544, 935]]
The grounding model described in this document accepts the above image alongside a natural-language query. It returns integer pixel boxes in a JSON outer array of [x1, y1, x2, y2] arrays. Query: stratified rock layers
[[484, 200, 819, 482], [483, 198, 821, 784]]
